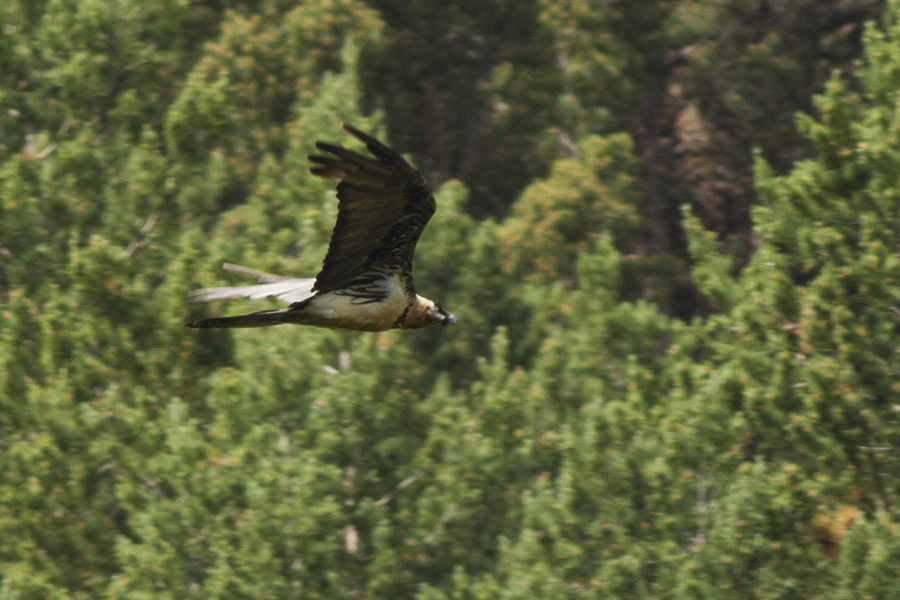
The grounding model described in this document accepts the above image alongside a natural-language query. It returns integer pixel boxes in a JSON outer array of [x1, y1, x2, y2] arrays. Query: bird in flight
[[186, 123, 456, 332]]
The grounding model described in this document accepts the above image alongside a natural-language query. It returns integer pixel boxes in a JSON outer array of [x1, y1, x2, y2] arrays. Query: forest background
[[2, 0, 900, 598]]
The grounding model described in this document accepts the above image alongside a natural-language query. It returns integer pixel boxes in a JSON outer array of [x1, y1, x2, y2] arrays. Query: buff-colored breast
[[303, 275, 409, 331]]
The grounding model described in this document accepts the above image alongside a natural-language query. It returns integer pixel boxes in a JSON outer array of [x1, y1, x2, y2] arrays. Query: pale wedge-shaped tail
[[188, 263, 316, 305]]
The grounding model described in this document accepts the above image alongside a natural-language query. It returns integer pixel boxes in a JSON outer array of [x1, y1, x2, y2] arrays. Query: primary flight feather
[[186, 123, 456, 331]]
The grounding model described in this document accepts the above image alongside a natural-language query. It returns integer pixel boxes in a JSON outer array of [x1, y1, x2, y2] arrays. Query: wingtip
[[341, 122, 377, 145]]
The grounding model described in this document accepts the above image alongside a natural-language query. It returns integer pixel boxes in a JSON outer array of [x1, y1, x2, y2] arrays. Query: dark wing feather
[[308, 123, 436, 294]]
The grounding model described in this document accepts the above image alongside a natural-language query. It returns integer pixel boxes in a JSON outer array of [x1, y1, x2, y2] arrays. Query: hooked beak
[[439, 307, 457, 326]]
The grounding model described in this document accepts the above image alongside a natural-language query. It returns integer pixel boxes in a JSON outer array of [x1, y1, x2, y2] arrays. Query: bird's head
[[399, 295, 457, 329]]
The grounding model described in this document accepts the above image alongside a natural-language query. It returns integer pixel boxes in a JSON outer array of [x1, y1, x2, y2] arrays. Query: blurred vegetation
[[1, 0, 899, 598]]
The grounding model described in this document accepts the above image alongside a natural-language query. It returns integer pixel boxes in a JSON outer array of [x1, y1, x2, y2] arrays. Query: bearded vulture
[[185, 124, 456, 331]]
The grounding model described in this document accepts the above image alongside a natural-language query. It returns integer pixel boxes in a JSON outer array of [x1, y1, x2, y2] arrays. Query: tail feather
[[185, 307, 307, 329]]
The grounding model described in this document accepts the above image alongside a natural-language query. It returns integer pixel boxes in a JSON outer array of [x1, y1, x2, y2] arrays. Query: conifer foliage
[[1, 1, 899, 598]]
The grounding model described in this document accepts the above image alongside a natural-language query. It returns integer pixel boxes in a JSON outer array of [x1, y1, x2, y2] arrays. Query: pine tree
[[3, 1, 900, 599], [672, 5, 900, 594]]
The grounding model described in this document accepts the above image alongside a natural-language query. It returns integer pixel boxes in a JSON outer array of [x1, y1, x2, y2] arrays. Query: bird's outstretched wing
[[308, 123, 436, 294]]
